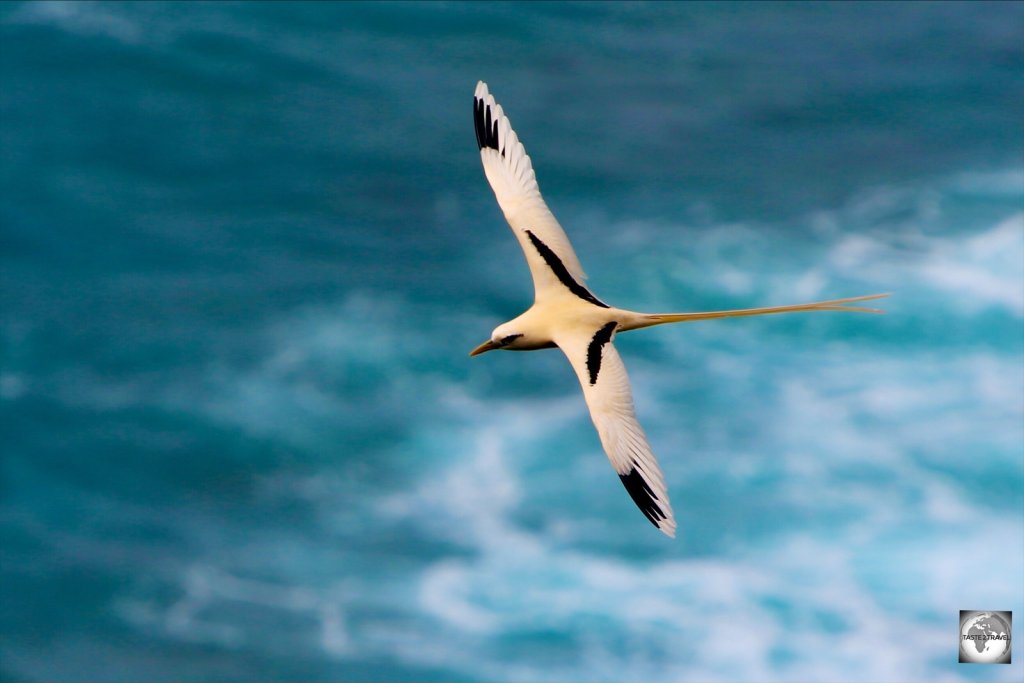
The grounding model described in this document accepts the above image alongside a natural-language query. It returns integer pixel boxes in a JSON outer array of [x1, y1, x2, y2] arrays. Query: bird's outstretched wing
[[554, 325, 676, 537], [474, 81, 606, 307]]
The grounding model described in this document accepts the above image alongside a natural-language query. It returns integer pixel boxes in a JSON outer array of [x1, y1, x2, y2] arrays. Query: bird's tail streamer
[[633, 293, 889, 328]]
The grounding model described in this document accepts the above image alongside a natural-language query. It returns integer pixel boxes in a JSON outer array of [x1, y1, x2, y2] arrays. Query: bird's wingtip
[[619, 467, 675, 537], [475, 80, 489, 98]]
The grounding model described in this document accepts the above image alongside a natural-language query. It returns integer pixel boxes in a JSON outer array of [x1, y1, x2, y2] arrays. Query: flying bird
[[469, 81, 887, 537]]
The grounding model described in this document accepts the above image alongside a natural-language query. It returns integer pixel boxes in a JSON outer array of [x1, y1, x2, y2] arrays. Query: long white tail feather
[[623, 293, 889, 330]]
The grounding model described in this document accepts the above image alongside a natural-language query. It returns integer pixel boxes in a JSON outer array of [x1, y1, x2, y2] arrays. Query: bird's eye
[[500, 333, 523, 346]]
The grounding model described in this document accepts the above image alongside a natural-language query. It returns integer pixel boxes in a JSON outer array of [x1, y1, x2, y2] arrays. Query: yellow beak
[[469, 339, 498, 357]]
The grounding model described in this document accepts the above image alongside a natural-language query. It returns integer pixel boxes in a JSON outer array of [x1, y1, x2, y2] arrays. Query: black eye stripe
[[500, 334, 523, 345]]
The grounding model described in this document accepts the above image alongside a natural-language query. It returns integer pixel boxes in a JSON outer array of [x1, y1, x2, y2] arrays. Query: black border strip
[[619, 466, 667, 528], [525, 230, 608, 308], [473, 96, 499, 152], [586, 322, 618, 385]]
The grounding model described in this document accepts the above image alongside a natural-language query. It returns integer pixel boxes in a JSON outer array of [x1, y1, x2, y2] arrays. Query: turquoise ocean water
[[2, 2, 1023, 681]]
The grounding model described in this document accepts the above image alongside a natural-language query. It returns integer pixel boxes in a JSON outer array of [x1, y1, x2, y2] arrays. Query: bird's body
[[470, 81, 886, 537]]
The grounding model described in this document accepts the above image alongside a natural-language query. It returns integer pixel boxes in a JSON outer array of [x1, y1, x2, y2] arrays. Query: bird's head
[[469, 326, 524, 357]]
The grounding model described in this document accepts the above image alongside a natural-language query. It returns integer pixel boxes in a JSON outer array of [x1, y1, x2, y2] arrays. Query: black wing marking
[[619, 466, 669, 529], [474, 95, 500, 153], [586, 322, 618, 385], [525, 230, 608, 308]]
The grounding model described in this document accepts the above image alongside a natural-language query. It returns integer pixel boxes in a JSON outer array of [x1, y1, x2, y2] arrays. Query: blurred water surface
[[1, 2, 1022, 682]]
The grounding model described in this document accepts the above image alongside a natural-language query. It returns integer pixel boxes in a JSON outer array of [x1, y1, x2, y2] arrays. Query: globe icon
[[960, 612, 1011, 663]]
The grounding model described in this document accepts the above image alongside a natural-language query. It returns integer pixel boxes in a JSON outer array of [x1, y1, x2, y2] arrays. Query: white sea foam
[[593, 169, 1024, 322], [372, 346, 1021, 683], [950, 168, 1024, 196], [827, 212, 1024, 315], [373, 210, 1022, 682], [90, 301, 1021, 683], [384, 499, 1023, 683], [8, 1, 144, 43], [83, 166, 1023, 682], [116, 564, 354, 658]]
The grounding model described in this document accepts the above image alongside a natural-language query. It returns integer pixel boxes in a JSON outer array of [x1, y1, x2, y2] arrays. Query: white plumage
[[475, 82, 589, 295], [469, 81, 887, 537]]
